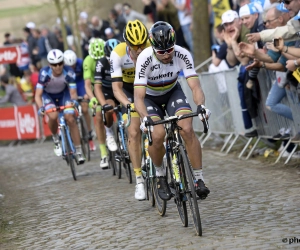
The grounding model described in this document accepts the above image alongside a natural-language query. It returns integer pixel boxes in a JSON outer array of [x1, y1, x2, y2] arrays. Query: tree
[[53, 0, 68, 51], [192, 0, 211, 68]]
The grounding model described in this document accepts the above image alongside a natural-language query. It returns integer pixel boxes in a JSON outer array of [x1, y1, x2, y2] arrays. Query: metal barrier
[[179, 67, 300, 164]]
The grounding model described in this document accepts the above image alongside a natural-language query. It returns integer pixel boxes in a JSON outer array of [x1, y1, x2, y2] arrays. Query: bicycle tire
[[62, 126, 77, 181], [152, 161, 167, 216], [116, 127, 123, 179], [123, 159, 132, 184], [166, 150, 188, 226], [178, 145, 202, 236], [109, 150, 117, 176], [80, 117, 90, 161]]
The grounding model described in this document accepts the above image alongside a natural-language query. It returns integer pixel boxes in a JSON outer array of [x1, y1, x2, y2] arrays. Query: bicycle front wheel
[[62, 126, 77, 181], [109, 150, 117, 176], [179, 145, 202, 236], [80, 117, 90, 161], [152, 162, 167, 216]]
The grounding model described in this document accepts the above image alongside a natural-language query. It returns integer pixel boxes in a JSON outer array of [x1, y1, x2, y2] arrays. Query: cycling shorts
[[144, 83, 192, 119], [122, 84, 139, 120], [42, 87, 75, 114], [76, 79, 86, 97]]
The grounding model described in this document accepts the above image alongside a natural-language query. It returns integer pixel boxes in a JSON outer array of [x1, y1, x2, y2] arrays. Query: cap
[[277, 2, 289, 13], [26, 22, 36, 29], [252, 2, 263, 13], [80, 11, 88, 20], [239, 3, 259, 18], [222, 10, 239, 25], [105, 27, 113, 35], [0, 75, 9, 84]]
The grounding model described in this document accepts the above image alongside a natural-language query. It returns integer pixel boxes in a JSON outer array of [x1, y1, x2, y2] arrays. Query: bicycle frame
[[59, 112, 75, 157]]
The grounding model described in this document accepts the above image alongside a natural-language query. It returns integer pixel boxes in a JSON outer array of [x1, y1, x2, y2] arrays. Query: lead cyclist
[[134, 21, 211, 201]]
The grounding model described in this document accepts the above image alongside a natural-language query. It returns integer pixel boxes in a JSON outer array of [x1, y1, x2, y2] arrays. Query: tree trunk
[[53, 0, 68, 51], [72, 0, 83, 59], [192, 0, 211, 68]]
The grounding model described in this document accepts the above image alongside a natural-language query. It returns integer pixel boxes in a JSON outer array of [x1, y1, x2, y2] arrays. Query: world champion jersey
[[94, 56, 112, 88], [134, 45, 198, 96], [36, 65, 76, 94], [110, 41, 151, 84]]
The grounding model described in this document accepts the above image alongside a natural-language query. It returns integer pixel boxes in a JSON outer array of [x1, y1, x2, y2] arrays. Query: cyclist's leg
[[42, 92, 61, 156], [63, 88, 85, 163], [95, 105, 109, 168], [103, 86, 117, 151], [167, 85, 209, 198]]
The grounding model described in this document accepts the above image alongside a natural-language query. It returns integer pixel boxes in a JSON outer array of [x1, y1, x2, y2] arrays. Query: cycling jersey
[[74, 58, 86, 97], [134, 45, 198, 96], [94, 56, 112, 88], [83, 55, 96, 83], [37, 66, 76, 94], [110, 41, 151, 86]]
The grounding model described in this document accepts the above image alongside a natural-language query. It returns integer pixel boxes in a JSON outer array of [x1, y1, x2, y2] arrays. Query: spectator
[[156, 0, 190, 50], [173, 0, 193, 55], [4, 33, 11, 45], [23, 27, 40, 67], [108, 9, 127, 39], [0, 75, 26, 106], [56, 16, 75, 50], [104, 28, 117, 40], [123, 3, 147, 23], [78, 20, 92, 58], [142, 0, 158, 25], [79, 11, 89, 23], [90, 16, 110, 40]]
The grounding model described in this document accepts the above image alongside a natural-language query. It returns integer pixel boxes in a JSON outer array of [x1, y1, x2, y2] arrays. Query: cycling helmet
[[149, 21, 176, 50], [63, 50, 77, 66], [47, 49, 64, 64], [123, 20, 148, 45], [88, 38, 105, 59], [104, 39, 121, 57]]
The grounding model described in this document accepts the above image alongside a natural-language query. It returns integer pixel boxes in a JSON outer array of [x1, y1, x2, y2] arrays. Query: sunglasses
[[263, 17, 279, 26], [153, 46, 175, 55], [128, 42, 147, 51], [50, 62, 64, 67]]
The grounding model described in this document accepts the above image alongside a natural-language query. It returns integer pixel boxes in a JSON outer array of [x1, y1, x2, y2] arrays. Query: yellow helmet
[[123, 20, 148, 45]]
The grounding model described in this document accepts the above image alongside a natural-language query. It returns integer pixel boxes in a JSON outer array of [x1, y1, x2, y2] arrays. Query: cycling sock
[[194, 169, 204, 182], [99, 144, 107, 157], [105, 126, 114, 137], [52, 134, 60, 144], [75, 145, 82, 154], [134, 167, 142, 177], [154, 164, 166, 176]]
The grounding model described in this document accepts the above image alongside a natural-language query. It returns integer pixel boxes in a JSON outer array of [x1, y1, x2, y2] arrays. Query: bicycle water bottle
[[172, 154, 180, 182]]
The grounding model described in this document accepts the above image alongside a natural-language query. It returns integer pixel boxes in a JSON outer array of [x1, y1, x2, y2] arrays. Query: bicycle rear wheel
[[62, 126, 77, 181], [178, 145, 202, 236], [109, 149, 117, 176], [123, 158, 132, 183], [166, 151, 188, 226], [80, 117, 90, 161]]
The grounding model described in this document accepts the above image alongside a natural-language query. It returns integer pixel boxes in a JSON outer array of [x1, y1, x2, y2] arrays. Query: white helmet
[[63, 50, 77, 66], [47, 49, 64, 64]]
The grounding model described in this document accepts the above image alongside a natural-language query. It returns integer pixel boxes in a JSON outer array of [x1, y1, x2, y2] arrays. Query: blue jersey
[[37, 65, 76, 94], [74, 58, 84, 84]]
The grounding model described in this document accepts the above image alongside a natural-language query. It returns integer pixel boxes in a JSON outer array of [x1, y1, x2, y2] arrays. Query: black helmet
[[149, 21, 176, 50], [104, 38, 121, 57]]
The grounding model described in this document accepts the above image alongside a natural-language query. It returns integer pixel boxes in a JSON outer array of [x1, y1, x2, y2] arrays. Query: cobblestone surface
[[0, 142, 300, 249]]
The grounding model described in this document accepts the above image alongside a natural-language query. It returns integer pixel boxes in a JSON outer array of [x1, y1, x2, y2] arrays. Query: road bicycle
[[102, 104, 133, 183], [77, 96, 90, 161], [45, 104, 83, 181], [146, 109, 208, 236]]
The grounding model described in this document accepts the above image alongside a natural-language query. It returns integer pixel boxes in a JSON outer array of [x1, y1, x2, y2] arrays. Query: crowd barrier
[[179, 67, 300, 164], [0, 104, 52, 141]]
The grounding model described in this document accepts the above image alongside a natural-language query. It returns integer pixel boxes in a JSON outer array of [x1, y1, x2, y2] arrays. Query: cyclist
[[35, 49, 85, 164], [94, 39, 121, 130], [63, 49, 96, 151], [84, 38, 117, 169], [110, 19, 150, 200], [134, 21, 211, 201]]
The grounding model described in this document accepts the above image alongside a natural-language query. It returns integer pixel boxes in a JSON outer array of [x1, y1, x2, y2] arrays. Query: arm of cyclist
[[35, 87, 45, 116], [94, 81, 107, 106], [112, 81, 131, 106]]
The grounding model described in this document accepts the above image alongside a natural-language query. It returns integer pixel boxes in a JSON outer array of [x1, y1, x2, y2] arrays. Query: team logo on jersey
[[150, 64, 160, 71], [174, 51, 192, 69], [138, 56, 152, 79], [96, 61, 103, 72], [148, 72, 173, 80]]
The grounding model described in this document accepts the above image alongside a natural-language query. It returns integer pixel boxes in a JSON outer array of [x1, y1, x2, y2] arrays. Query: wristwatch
[[294, 60, 299, 67], [261, 62, 266, 68]]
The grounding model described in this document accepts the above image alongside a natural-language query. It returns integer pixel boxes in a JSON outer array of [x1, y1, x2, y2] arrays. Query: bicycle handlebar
[[45, 104, 75, 114], [146, 111, 209, 146]]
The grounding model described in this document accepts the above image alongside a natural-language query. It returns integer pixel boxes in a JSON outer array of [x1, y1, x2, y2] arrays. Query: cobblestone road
[[1, 142, 300, 250]]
